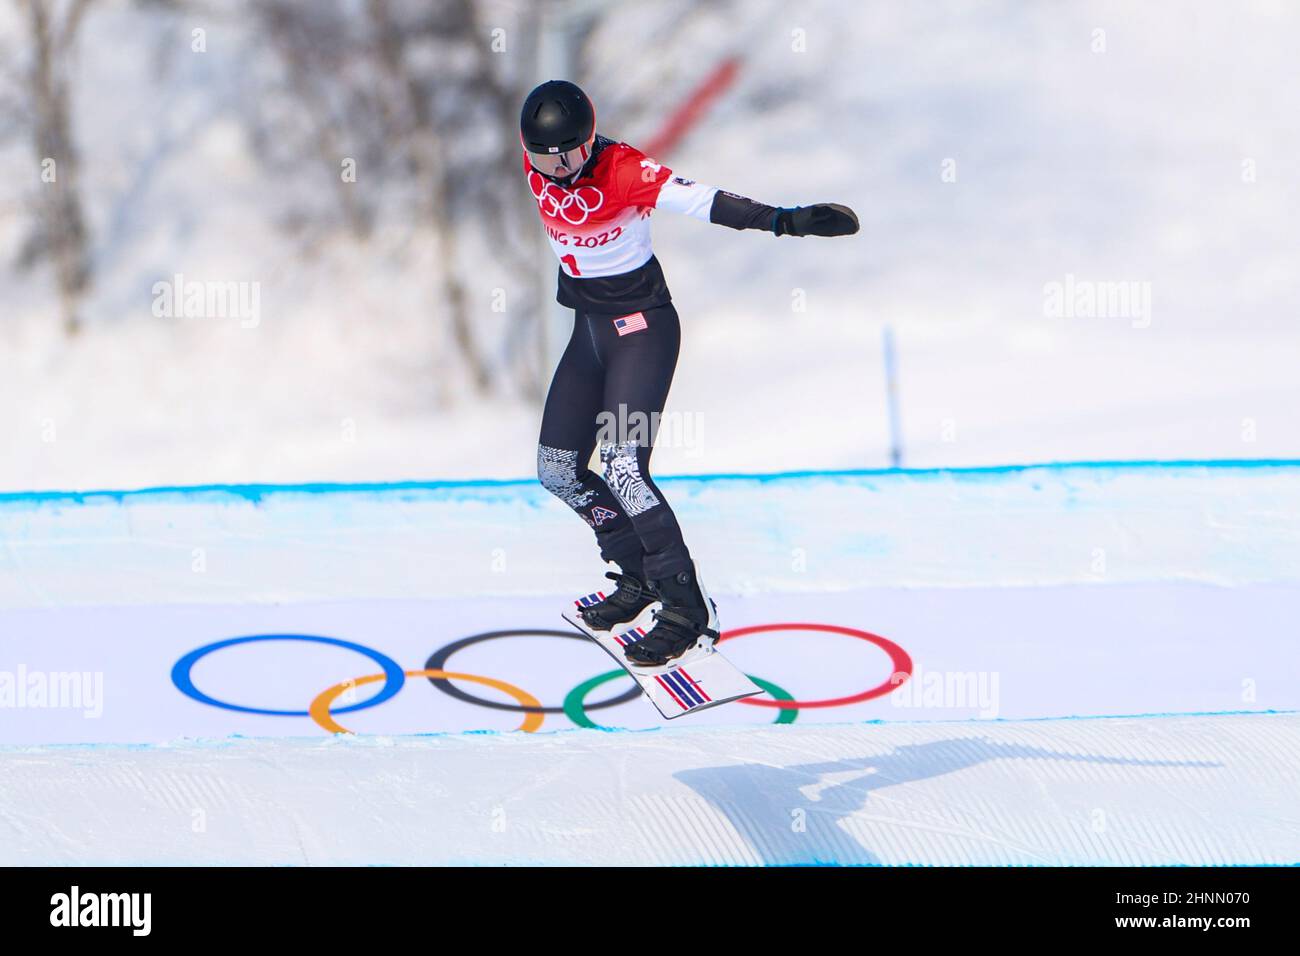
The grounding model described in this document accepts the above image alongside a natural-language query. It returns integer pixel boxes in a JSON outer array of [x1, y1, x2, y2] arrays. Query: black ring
[[424, 628, 642, 714]]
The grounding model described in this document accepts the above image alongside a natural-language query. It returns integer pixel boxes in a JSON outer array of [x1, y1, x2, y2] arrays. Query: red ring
[[718, 623, 912, 710]]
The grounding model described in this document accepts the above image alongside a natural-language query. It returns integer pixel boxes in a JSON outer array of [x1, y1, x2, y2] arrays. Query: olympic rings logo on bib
[[528, 170, 604, 225]]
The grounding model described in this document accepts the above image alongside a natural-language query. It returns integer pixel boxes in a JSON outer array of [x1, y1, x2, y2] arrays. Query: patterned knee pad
[[600, 440, 661, 516], [537, 444, 596, 509]]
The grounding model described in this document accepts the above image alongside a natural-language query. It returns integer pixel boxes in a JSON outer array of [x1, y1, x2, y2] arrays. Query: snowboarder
[[525, 79, 858, 667]]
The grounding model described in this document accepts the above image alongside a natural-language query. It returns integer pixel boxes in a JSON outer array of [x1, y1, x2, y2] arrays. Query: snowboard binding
[[622, 563, 720, 667], [623, 606, 719, 667], [562, 560, 758, 719], [575, 570, 656, 632]]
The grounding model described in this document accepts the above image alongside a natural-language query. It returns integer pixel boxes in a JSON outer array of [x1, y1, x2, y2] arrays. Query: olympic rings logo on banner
[[170, 624, 912, 734], [528, 171, 604, 224]]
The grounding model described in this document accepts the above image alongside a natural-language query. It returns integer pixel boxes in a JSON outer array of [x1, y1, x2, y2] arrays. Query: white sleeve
[[654, 175, 719, 222]]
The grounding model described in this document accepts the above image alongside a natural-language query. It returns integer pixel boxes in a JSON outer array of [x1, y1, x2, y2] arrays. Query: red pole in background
[[642, 56, 742, 159]]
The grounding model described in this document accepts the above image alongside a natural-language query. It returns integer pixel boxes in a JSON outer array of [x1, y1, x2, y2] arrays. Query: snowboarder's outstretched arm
[[627, 156, 858, 237], [711, 190, 859, 237]]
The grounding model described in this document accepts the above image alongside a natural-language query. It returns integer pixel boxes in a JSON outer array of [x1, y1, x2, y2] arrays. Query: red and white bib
[[523, 142, 717, 279]]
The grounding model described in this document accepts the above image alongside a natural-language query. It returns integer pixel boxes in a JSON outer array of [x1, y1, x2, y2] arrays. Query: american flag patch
[[612, 312, 648, 336]]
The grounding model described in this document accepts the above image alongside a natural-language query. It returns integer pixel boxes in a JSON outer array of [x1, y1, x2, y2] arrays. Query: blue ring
[[171, 634, 405, 716]]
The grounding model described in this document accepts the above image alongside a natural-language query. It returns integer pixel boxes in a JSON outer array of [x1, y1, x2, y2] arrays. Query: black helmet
[[520, 80, 595, 153], [521, 81, 597, 183]]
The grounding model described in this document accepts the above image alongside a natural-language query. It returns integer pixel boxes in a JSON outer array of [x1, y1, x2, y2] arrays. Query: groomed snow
[[3, 712, 1296, 866]]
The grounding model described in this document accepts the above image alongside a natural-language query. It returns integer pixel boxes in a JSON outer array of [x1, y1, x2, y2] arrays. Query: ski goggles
[[526, 139, 594, 180]]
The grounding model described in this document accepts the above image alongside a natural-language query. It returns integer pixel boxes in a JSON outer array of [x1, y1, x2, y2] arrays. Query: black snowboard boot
[[624, 562, 719, 667], [576, 556, 656, 632]]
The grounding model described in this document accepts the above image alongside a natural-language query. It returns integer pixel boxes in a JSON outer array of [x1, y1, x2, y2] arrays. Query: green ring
[[564, 669, 798, 729]]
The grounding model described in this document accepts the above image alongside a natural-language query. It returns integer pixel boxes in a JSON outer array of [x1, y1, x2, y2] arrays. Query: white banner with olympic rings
[[1, 583, 1296, 745]]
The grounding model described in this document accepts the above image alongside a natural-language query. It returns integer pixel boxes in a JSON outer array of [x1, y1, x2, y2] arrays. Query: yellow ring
[[310, 669, 544, 734]]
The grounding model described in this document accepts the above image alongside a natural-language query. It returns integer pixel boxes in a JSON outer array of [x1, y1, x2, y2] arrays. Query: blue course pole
[[883, 323, 904, 468]]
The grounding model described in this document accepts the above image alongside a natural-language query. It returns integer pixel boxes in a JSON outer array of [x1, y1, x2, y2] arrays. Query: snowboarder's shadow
[[673, 736, 1221, 866]]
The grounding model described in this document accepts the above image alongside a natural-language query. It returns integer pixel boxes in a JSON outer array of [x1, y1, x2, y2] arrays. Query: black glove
[[773, 203, 859, 237]]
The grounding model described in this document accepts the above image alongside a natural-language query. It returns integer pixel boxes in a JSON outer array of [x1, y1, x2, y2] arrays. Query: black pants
[[537, 303, 691, 582]]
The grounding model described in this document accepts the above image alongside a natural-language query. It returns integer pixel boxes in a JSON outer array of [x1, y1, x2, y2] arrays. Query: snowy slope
[[3, 461, 1297, 608], [3, 713, 1296, 866]]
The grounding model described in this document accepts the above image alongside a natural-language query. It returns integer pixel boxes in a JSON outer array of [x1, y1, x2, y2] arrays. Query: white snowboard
[[562, 601, 763, 720]]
